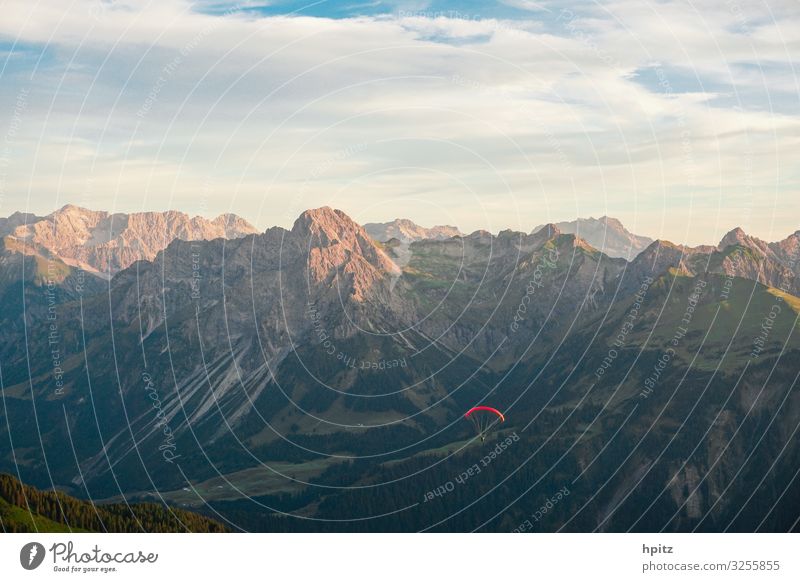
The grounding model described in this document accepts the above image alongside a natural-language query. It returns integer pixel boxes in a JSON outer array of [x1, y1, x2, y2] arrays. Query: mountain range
[[0, 205, 258, 277], [532, 216, 654, 259], [364, 218, 462, 243], [0, 205, 798, 532]]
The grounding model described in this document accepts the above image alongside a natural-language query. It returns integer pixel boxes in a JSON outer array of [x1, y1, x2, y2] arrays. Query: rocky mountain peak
[[394, 218, 417, 229], [58, 203, 88, 214], [718, 227, 749, 249], [628, 239, 698, 278], [363, 218, 461, 244], [717, 227, 778, 266], [532, 216, 652, 259], [293, 207, 400, 300], [769, 231, 800, 277], [535, 223, 561, 239], [598, 215, 624, 229], [292, 206, 362, 242], [466, 229, 493, 239]]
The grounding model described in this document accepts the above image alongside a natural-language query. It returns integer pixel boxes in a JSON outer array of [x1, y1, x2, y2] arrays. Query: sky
[[0, 0, 797, 245]]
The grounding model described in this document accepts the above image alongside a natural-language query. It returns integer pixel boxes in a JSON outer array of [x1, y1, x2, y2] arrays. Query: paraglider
[[465, 406, 505, 443]]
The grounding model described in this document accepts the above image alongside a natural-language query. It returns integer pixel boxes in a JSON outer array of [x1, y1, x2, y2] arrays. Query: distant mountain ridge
[[363, 218, 461, 243], [0, 205, 258, 276], [5, 206, 796, 267], [532, 216, 654, 259], [622, 227, 800, 296]]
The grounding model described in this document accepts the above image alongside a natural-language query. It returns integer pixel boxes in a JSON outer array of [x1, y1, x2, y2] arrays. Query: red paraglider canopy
[[465, 406, 505, 422]]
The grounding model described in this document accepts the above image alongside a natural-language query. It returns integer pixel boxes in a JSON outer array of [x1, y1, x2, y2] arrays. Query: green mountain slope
[[0, 474, 226, 533]]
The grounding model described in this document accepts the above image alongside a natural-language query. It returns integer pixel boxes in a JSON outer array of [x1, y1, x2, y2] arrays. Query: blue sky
[[0, 0, 797, 245], [195, 0, 551, 19]]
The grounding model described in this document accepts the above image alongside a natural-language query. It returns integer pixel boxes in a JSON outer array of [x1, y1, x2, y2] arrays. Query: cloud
[[499, 0, 551, 13], [0, 0, 796, 245]]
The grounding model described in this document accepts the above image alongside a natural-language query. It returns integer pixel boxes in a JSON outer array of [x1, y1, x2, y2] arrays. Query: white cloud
[[499, 0, 551, 13], [0, 0, 796, 245]]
